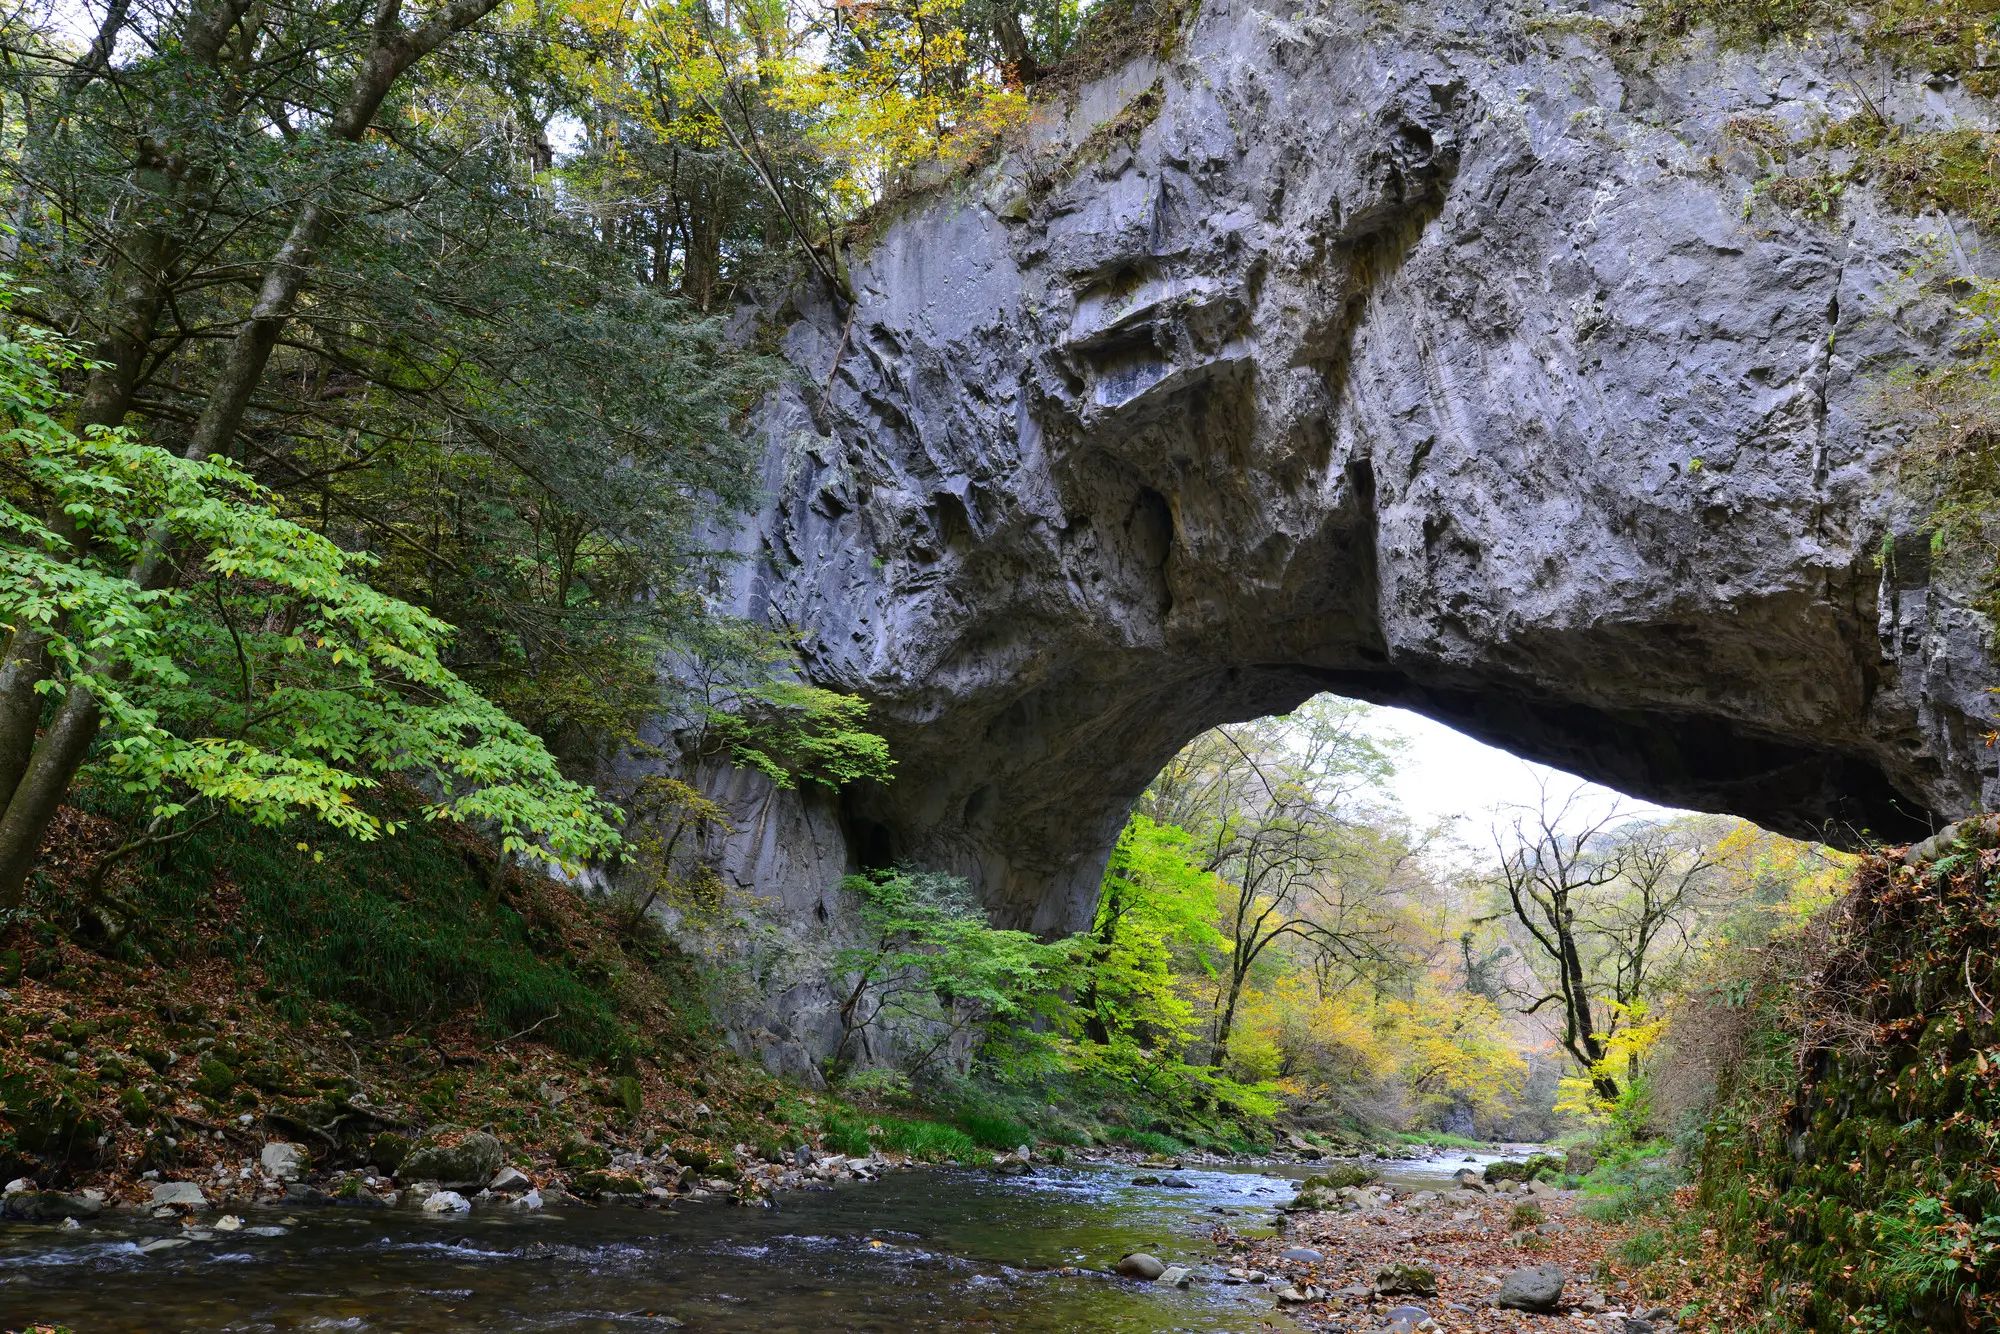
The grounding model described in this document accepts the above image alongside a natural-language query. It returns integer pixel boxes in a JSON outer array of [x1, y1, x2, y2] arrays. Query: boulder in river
[[149, 1181, 208, 1209], [1157, 1174, 1192, 1188], [1496, 1262, 1567, 1312], [1374, 1262, 1437, 1297], [421, 1190, 471, 1213], [2, 1190, 101, 1221], [399, 1129, 505, 1190], [1158, 1265, 1192, 1288], [489, 1166, 532, 1193], [1116, 1252, 1166, 1280]]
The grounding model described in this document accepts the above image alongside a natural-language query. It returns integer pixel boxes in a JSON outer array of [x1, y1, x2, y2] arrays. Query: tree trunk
[[991, 9, 1039, 85]]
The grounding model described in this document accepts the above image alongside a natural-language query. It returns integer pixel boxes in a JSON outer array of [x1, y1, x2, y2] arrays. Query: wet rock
[[213, 1215, 243, 1232], [149, 1182, 208, 1209], [1280, 1247, 1324, 1262], [3, 1190, 102, 1221], [284, 1182, 331, 1206], [1157, 1174, 1193, 1188], [399, 1129, 505, 1191], [1496, 1262, 1566, 1312], [1158, 1265, 1192, 1287], [488, 1166, 532, 1193], [991, 1152, 1032, 1176], [260, 1142, 309, 1182], [511, 1188, 544, 1210], [1374, 1263, 1437, 1297], [1129, 1174, 1162, 1186], [1224, 1267, 1266, 1284], [1116, 1252, 1166, 1280], [139, 1237, 190, 1254], [420, 1190, 471, 1213]]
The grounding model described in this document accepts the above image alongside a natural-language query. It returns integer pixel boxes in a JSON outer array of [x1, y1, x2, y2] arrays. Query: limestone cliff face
[[691, 0, 1995, 976]]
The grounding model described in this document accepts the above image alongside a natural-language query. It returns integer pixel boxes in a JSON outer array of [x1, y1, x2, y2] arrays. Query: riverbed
[[0, 1151, 1536, 1332]]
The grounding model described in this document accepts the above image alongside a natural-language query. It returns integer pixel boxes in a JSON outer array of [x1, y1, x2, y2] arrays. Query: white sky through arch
[[1354, 702, 1680, 840]]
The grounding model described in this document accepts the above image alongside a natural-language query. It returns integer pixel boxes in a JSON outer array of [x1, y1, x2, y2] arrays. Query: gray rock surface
[[1497, 1262, 1567, 1312], [638, 0, 2000, 1070], [1116, 1252, 1167, 1279], [148, 1182, 208, 1209], [398, 1130, 505, 1190], [260, 1141, 308, 1182]]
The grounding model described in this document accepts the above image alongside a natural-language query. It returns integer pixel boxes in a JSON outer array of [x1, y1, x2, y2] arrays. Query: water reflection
[[0, 1164, 1300, 1333]]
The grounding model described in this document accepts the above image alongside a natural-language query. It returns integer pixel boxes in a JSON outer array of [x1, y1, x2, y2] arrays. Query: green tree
[[826, 867, 1071, 1084], [0, 281, 620, 914]]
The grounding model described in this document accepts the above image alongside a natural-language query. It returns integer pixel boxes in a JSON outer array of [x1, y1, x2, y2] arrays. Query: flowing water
[[0, 1150, 1538, 1333]]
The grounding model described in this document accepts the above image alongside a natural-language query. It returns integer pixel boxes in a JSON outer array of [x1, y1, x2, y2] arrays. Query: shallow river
[[0, 1151, 1530, 1333]]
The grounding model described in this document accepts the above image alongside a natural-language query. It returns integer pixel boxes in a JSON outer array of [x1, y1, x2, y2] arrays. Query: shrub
[[1510, 1201, 1545, 1228]]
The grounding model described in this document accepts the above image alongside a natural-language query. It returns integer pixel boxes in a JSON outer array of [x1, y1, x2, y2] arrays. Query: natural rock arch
[[686, 0, 1998, 949]]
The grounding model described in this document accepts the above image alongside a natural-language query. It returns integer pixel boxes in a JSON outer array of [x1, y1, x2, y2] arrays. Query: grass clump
[[1510, 1201, 1546, 1228], [957, 1109, 1036, 1151], [875, 1117, 980, 1162], [1109, 1128, 1185, 1156], [1578, 1144, 1682, 1222]]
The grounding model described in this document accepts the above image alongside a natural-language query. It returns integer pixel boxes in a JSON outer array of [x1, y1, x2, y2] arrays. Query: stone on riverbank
[[399, 1129, 505, 1190], [2, 1189, 101, 1221], [1374, 1262, 1437, 1297], [150, 1181, 208, 1209], [1116, 1252, 1166, 1280], [421, 1190, 471, 1213], [1496, 1263, 1566, 1311], [260, 1142, 309, 1181]]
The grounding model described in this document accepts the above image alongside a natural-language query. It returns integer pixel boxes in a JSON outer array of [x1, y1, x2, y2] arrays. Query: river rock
[[1157, 1174, 1192, 1188], [991, 1152, 1032, 1176], [1280, 1247, 1324, 1263], [3, 1190, 102, 1221], [260, 1142, 309, 1181], [1130, 1174, 1162, 1186], [511, 1188, 544, 1210], [149, 1181, 208, 1209], [1383, 1305, 1431, 1324], [1116, 1252, 1166, 1280], [1451, 1168, 1485, 1191], [421, 1190, 471, 1214], [1374, 1263, 1437, 1297], [1496, 1263, 1567, 1312], [1276, 1284, 1328, 1304], [489, 1166, 532, 1193], [399, 1129, 505, 1190], [1158, 1265, 1192, 1288]]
